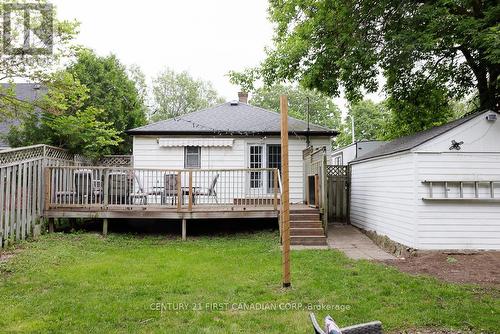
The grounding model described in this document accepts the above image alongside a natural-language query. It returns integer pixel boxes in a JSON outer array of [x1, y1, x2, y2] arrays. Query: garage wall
[[350, 153, 417, 247], [414, 152, 500, 250]]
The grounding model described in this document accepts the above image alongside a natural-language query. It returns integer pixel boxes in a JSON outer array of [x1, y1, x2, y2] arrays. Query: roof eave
[[126, 130, 338, 137]]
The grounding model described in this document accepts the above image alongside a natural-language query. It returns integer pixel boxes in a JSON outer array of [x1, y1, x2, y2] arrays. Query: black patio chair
[[310, 313, 383, 334]]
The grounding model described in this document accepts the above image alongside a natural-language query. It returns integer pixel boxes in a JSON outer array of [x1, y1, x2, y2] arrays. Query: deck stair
[[289, 206, 327, 246]]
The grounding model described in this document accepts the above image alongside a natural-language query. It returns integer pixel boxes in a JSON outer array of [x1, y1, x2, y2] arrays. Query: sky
[[52, 0, 383, 111]]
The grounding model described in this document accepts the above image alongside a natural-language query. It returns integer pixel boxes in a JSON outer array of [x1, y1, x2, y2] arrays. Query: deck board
[[45, 205, 279, 220]]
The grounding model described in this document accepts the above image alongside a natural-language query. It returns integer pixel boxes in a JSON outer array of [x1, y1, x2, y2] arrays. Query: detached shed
[[349, 110, 500, 250]]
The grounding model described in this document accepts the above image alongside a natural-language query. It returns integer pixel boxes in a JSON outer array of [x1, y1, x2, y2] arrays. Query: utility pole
[[347, 115, 355, 144], [306, 96, 311, 147], [280, 95, 291, 288]]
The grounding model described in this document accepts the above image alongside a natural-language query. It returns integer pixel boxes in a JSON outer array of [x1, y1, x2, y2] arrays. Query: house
[[349, 110, 500, 250], [331, 140, 387, 165], [0, 83, 46, 150], [126, 96, 337, 204]]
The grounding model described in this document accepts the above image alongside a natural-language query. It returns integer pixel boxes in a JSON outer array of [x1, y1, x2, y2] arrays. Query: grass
[[0, 231, 498, 333]]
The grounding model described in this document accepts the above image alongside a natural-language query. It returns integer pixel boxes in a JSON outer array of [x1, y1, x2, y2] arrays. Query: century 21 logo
[[2, 3, 53, 55]]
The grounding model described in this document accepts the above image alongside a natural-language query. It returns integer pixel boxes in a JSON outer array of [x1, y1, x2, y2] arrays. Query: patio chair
[[191, 173, 219, 204], [129, 173, 148, 205], [162, 173, 178, 205], [310, 313, 383, 334]]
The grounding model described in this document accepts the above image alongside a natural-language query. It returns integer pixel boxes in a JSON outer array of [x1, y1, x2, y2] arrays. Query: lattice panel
[[327, 165, 350, 177], [44, 146, 75, 162], [98, 155, 133, 167], [0, 145, 45, 164]]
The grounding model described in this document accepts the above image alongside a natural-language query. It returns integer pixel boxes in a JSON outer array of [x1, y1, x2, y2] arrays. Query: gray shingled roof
[[127, 102, 337, 136], [0, 83, 46, 149], [351, 110, 498, 163]]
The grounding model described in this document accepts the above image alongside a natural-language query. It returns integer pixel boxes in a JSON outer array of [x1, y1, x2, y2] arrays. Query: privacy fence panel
[[326, 165, 350, 223], [0, 145, 116, 247]]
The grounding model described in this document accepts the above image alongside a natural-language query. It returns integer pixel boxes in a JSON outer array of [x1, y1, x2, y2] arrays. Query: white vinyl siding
[[350, 111, 500, 250], [350, 153, 417, 247], [414, 152, 500, 250], [133, 135, 331, 203]]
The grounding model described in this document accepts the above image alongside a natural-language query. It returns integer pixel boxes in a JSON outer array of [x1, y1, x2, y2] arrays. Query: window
[[333, 155, 343, 165], [184, 146, 201, 168]]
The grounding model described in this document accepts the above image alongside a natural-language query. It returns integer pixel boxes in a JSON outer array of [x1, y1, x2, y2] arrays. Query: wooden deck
[[44, 205, 279, 220], [43, 166, 282, 221]]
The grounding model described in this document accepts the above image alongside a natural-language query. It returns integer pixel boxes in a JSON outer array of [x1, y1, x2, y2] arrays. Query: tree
[[0, 1, 79, 121], [335, 100, 391, 147], [128, 64, 151, 118], [250, 84, 342, 130], [151, 68, 223, 122], [261, 0, 499, 114], [67, 49, 147, 153], [6, 71, 122, 159]]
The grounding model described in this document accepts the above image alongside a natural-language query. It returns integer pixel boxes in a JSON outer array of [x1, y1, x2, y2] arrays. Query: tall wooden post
[[280, 95, 291, 288]]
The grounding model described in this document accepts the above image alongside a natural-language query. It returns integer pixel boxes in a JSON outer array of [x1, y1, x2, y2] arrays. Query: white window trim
[[184, 146, 201, 169]]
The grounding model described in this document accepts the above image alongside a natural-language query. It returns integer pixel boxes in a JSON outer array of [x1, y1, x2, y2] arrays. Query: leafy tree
[[261, 0, 500, 122], [227, 68, 259, 93], [46, 107, 122, 160], [335, 100, 391, 147], [0, 1, 79, 121], [67, 49, 146, 153], [250, 84, 341, 130], [151, 68, 223, 122], [128, 64, 151, 118], [6, 71, 122, 159]]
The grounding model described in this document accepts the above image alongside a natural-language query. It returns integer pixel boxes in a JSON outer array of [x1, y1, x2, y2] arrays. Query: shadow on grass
[[55, 218, 279, 238]]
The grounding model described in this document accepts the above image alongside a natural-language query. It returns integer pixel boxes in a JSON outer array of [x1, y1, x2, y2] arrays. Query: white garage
[[349, 110, 500, 250]]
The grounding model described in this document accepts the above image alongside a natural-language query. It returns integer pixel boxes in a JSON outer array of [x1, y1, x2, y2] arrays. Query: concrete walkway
[[327, 225, 396, 260]]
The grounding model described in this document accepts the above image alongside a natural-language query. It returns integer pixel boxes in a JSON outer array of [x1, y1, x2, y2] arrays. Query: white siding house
[[128, 101, 334, 204], [331, 140, 387, 165], [350, 110, 500, 250]]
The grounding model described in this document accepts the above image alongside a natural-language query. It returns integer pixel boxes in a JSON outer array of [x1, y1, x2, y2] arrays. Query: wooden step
[[290, 221, 323, 228], [290, 213, 320, 221], [290, 227, 325, 236], [290, 208, 319, 214], [291, 236, 328, 246]]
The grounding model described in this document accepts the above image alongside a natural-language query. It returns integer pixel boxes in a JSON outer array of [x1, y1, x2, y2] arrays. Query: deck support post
[[181, 218, 187, 240], [48, 218, 54, 233], [102, 218, 108, 237]]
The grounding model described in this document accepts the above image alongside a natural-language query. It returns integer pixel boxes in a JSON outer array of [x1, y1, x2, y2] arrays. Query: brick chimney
[[238, 92, 248, 104]]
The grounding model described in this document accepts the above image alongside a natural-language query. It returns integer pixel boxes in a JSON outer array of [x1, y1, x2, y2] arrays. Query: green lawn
[[0, 231, 498, 333]]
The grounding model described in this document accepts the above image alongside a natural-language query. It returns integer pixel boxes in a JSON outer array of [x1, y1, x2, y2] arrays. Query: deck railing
[[45, 166, 282, 211]]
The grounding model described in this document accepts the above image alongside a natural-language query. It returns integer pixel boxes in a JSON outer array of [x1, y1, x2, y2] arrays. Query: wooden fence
[[326, 165, 350, 223], [0, 145, 132, 248], [303, 147, 328, 229]]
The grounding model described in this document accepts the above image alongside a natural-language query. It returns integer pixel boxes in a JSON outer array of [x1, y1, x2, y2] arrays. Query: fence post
[[103, 169, 109, 208], [177, 172, 182, 211], [321, 152, 328, 230], [188, 171, 193, 211], [273, 169, 278, 211], [44, 168, 51, 212], [0, 168, 4, 247]]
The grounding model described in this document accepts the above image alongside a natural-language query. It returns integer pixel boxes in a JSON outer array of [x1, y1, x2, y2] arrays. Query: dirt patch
[[0, 252, 16, 262], [382, 251, 500, 287]]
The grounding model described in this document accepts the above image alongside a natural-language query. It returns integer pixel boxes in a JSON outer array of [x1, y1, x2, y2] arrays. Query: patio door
[[247, 144, 281, 194], [248, 144, 264, 194]]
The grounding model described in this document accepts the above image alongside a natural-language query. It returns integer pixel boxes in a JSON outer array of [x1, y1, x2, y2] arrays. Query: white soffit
[[158, 138, 234, 147]]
